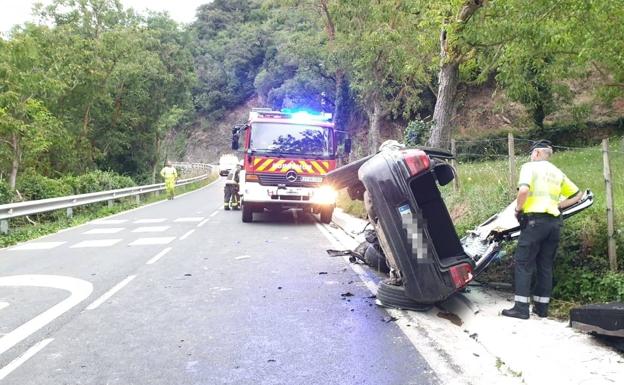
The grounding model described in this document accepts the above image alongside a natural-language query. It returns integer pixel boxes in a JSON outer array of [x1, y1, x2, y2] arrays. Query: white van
[[218, 154, 239, 176]]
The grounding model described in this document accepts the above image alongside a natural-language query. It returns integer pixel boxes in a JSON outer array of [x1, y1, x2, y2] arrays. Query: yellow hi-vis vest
[[518, 161, 579, 216], [160, 166, 177, 182]]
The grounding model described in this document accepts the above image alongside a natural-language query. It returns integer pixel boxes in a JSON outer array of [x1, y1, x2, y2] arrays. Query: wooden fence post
[[508, 133, 516, 195], [602, 138, 618, 271], [451, 139, 459, 192]]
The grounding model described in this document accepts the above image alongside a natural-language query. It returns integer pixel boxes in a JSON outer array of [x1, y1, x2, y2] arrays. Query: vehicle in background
[[218, 154, 239, 176], [232, 108, 350, 223], [325, 142, 593, 308]]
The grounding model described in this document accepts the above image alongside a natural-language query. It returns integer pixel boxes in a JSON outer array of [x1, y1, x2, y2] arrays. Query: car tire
[[242, 204, 253, 223], [376, 282, 433, 312], [320, 206, 333, 224]]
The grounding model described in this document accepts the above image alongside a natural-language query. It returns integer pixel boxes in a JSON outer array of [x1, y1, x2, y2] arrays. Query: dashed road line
[[132, 226, 170, 233], [210, 210, 219, 217], [174, 217, 204, 223], [90, 219, 128, 225], [86, 275, 136, 310], [134, 218, 167, 224], [9, 242, 66, 251], [180, 229, 195, 240], [0, 302, 9, 310], [70, 239, 122, 248], [83, 228, 124, 235], [129, 237, 176, 246], [197, 218, 210, 227], [0, 338, 54, 380], [146, 247, 172, 265]]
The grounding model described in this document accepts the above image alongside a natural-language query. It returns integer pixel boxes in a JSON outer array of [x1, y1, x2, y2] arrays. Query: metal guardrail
[[171, 162, 214, 170], [0, 171, 214, 233]]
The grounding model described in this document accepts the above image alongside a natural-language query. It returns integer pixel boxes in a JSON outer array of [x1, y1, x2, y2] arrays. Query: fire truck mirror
[[344, 138, 352, 154], [231, 134, 239, 150]]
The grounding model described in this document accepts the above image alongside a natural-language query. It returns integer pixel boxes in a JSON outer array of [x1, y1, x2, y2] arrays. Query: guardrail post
[[1, 220, 8, 235], [66, 207, 73, 219], [135, 194, 140, 205], [602, 138, 618, 271], [508, 133, 516, 196], [108, 199, 113, 209]]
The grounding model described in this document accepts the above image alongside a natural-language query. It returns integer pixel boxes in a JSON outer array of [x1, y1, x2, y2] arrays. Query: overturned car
[[325, 143, 593, 309]]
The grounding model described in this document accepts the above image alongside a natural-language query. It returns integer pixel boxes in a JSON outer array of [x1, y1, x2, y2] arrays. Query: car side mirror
[[344, 138, 352, 154]]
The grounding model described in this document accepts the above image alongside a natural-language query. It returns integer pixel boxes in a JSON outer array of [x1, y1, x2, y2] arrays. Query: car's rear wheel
[[376, 282, 432, 312], [242, 204, 253, 223], [320, 206, 333, 224]]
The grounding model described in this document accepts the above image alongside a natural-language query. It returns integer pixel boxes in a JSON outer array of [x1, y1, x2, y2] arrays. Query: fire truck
[[231, 108, 350, 223]]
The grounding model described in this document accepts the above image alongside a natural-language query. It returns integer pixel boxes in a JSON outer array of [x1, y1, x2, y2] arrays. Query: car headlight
[[313, 185, 337, 204]]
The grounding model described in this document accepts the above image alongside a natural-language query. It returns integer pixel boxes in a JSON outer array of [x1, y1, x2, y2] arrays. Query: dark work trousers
[[224, 184, 240, 207], [514, 214, 562, 304]]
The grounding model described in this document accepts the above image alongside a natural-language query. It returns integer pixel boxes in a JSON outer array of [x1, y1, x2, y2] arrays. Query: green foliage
[[62, 170, 135, 194], [0, 179, 13, 203], [16, 172, 72, 200], [404, 119, 432, 147]]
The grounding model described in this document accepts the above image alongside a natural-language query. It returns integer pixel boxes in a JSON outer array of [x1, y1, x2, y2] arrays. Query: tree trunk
[[367, 100, 382, 155], [9, 133, 20, 190], [428, 61, 459, 149]]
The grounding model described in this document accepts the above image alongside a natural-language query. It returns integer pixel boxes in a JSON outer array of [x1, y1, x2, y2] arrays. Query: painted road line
[[0, 302, 9, 310], [210, 210, 219, 217], [146, 247, 172, 265], [197, 218, 210, 227], [9, 242, 66, 251], [134, 218, 167, 224], [180, 229, 195, 241], [235, 255, 251, 260], [132, 226, 170, 233], [174, 217, 204, 223], [0, 338, 54, 380], [83, 227, 124, 235], [86, 275, 136, 310], [70, 239, 122, 248], [0, 275, 93, 356], [129, 237, 176, 246], [90, 219, 128, 225]]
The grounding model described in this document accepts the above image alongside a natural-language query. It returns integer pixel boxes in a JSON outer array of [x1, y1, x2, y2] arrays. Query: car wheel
[[376, 282, 432, 312], [320, 206, 333, 224], [242, 204, 253, 223]]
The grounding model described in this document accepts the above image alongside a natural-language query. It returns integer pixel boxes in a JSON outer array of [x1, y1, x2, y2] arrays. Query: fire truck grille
[[258, 173, 322, 187]]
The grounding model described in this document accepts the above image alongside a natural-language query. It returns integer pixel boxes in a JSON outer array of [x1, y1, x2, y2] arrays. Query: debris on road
[[382, 316, 398, 323], [340, 292, 354, 297]]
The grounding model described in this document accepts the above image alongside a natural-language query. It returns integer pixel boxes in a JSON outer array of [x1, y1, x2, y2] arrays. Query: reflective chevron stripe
[[251, 157, 334, 175]]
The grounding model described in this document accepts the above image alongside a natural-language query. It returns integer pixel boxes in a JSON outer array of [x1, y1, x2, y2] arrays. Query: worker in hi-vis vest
[[160, 160, 178, 200], [502, 140, 581, 320]]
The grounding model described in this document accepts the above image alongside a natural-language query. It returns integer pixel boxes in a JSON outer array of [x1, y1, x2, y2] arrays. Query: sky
[[0, 0, 210, 33]]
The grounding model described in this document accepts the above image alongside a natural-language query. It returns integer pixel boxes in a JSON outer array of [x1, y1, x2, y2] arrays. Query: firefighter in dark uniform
[[502, 140, 582, 320], [224, 162, 242, 210]]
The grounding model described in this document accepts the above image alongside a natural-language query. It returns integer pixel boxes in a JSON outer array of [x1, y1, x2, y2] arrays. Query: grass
[[0, 174, 218, 249]]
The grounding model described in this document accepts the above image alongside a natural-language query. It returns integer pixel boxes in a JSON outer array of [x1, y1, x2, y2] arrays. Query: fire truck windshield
[[250, 122, 332, 156]]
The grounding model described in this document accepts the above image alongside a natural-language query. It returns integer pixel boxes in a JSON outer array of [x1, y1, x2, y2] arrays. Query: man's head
[[165, 160, 172, 167], [530, 140, 553, 161]]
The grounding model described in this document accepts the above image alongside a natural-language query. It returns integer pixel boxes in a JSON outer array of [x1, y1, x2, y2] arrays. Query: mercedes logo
[[285, 170, 298, 183]]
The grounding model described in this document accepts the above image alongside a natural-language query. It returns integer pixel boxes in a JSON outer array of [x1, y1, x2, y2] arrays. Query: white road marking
[[90, 219, 127, 225], [70, 239, 121, 248], [83, 228, 124, 235], [132, 226, 170, 233], [86, 275, 136, 310], [129, 237, 176, 246], [210, 210, 219, 217], [146, 247, 172, 265], [235, 255, 251, 260], [197, 218, 210, 228], [134, 218, 167, 224], [0, 338, 54, 380], [0, 302, 9, 310], [180, 230, 195, 240], [0, 275, 93, 356], [9, 242, 65, 251], [174, 217, 204, 223]]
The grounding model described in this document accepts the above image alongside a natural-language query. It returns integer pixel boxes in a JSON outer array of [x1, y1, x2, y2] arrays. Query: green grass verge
[[0, 175, 218, 249], [336, 141, 624, 310]]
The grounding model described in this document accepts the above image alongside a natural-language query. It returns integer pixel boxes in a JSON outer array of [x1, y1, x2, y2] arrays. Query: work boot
[[224, 204, 230, 211], [532, 303, 548, 318], [502, 302, 529, 320]]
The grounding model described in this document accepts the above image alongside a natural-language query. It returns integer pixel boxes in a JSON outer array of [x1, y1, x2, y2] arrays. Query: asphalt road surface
[[0, 179, 438, 385]]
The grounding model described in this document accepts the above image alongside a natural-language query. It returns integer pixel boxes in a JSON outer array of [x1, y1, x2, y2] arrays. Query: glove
[[514, 208, 523, 223]]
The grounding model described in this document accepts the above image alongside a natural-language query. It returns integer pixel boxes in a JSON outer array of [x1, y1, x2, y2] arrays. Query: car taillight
[[246, 174, 259, 182], [403, 150, 430, 176], [449, 263, 473, 289]]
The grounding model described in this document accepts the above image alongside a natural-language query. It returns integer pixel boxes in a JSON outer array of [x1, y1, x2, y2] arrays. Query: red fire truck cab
[[232, 108, 349, 223]]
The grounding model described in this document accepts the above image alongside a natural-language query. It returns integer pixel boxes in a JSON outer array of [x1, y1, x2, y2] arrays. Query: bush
[[16, 173, 72, 200], [0, 180, 14, 204], [62, 170, 135, 194]]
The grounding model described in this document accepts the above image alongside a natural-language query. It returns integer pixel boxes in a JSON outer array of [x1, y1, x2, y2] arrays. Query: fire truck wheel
[[320, 206, 333, 224], [242, 204, 253, 223], [376, 282, 433, 312]]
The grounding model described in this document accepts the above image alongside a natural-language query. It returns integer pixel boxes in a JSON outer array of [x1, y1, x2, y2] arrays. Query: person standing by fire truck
[[502, 140, 581, 320], [224, 162, 242, 210]]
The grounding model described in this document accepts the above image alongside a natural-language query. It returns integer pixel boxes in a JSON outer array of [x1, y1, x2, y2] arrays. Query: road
[[0, 179, 438, 385]]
